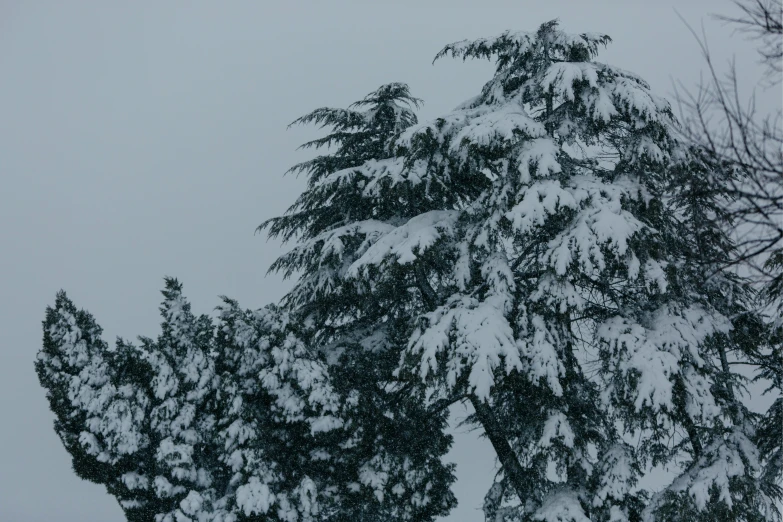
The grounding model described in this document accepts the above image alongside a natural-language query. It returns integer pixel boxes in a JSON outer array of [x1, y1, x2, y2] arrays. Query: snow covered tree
[[674, 2, 783, 499], [259, 81, 458, 521], [302, 20, 778, 521], [636, 148, 780, 521], [36, 85, 457, 522], [36, 280, 220, 521], [37, 278, 451, 522], [37, 21, 779, 522]]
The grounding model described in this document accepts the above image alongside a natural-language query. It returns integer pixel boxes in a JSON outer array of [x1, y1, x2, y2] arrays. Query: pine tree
[[36, 85, 458, 522], [755, 268, 782, 505], [755, 192, 783, 510], [673, 0, 783, 502], [637, 148, 780, 521], [36, 21, 779, 522], [259, 81, 458, 521], [36, 291, 157, 521], [210, 296, 351, 521], [36, 280, 220, 521], [311, 20, 778, 521]]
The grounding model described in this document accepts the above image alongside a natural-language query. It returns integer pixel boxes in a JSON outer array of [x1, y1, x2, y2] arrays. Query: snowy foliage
[[37, 280, 453, 522], [37, 20, 779, 522]]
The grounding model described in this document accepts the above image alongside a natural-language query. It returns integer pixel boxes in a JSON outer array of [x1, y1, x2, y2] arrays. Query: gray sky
[[0, 2, 777, 521]]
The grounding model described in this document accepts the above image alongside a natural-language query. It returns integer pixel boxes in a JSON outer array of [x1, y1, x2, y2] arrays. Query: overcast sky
[[0, 2, 777, 521]]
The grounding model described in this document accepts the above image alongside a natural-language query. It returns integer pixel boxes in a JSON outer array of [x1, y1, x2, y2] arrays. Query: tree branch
[[469, 395, 529, 503]]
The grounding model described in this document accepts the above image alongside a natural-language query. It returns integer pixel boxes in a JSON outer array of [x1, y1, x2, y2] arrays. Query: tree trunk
[[469, 395, 529, 503]]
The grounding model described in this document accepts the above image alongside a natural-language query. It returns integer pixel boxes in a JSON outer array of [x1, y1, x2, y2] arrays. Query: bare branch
[[673, 11, 783, 281], [715, 0, 783, 78]]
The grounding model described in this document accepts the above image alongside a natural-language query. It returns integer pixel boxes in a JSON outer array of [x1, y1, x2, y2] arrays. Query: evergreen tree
[[36, 280, 220, 521], [259, 81, 458, 521], [314, 21, 777, 521], [756, 266, 782, 504], [36, 21, 779, 522], [36, 85, 457, 522], [674, 0, 783, 501], [37, 280, 392, 521], [638, 148, 779, 521]]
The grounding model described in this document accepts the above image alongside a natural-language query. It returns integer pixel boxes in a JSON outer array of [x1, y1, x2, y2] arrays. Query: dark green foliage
[[35, 20, 780, 522]]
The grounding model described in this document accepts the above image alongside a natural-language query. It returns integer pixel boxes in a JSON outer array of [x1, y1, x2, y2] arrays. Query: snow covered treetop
[[418, 19, 673, 158], [261, 83, 423, 249], [287, 82, 421, 161], [435, 19, 612, 69]]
